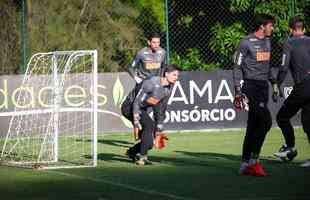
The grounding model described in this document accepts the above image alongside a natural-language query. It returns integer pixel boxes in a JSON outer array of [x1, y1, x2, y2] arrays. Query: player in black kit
[[233, 14, 276, 176], [273, 16, 310, 167], [121, 33, 166, 122], [125, 64, 180, 165]]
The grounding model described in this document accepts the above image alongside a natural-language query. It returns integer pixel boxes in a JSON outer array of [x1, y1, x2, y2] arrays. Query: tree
[[168, 0, 310, 70], [0, 0, 20, 74]]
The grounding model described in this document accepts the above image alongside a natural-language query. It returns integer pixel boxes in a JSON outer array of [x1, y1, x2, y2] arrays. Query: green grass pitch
[[1, 128, 309, 200]]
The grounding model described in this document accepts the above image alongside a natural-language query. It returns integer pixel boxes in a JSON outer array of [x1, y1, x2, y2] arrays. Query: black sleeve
[[153, 94, 169, 132], [232, 39, 248, 92], [268, 39, 278, 84], [277, 40, 291, 85], [268, 66, 278, 84], [132, 79, 153, 121], [128, 52, 141, 79], [160, 51, 167, 77]]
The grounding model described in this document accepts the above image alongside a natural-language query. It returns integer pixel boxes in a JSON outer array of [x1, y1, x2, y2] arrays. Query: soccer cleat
[[240, 162, 267, 176], [253, 163, 268, 176], [300, 159, 310, 167], [125, 149, 137, 162], [154, 133, 168, 149], [240, 163, 256, 176], [274, 144, 298, 161], [135, 158, 153, 166], [239, 162, 249, 175]]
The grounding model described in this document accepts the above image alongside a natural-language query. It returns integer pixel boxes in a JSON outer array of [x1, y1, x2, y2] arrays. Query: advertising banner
[[0, 70, 299, 136]]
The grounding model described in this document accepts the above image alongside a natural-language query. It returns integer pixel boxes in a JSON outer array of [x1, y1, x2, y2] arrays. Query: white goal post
[[0, 50, 98, 169]]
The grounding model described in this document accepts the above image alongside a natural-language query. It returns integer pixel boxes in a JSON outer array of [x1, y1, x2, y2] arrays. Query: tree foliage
[[27, 0, 144, 72], [0, 0, 165, 74], [0, 0, 21, 74], [169, 0, 310, 70], [171, 48, 219, 71], [209, 22, 246, 59], [1, 0, 309, 73]]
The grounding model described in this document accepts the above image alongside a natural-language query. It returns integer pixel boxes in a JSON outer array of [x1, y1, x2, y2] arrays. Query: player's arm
[[232, 39, 247, 95], [128, 52, 143, 83], [132, 80, 153, 139], [160, 50, 167, 77], [232, 40, 248, 110], [269, 47, 280, 102], [277, 40, 291, 86], [268, 55, 278, 85], [153, 94, 169, 133], [153, 95, 169, 149]]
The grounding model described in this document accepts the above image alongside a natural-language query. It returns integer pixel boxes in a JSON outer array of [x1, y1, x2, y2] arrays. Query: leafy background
[[1, 0, 309, 74]]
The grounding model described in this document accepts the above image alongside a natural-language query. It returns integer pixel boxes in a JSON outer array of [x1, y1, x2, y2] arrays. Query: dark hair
[[147, 32, 161, 41], [163, 64, 181, 76], [289, 15, 304, 30], [254, 14, 274, 31]]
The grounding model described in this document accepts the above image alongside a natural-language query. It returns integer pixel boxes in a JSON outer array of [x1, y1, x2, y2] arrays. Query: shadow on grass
[[98, 139, 134, 148], [148, 151, 241, 171], [95, 150, 241, 170], [96, 153, 134, 163], [77, 138, 134, 148], [87, 149, 285, 168], [173, 150, 286, 165]]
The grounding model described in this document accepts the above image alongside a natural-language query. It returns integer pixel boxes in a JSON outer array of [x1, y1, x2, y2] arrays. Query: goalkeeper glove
[[272, 83, 280, 103], [133, 113, 142, 141], [154, 132, 168, 149], [233, 94, 249, 111], [233, 86, 248, 111]]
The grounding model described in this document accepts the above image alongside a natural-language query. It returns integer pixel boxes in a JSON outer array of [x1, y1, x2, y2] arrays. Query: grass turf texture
[[0, 128, 309, 200]]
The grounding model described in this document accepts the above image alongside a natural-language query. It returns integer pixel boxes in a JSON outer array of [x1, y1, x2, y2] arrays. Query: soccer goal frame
[[0, 50, 98, 169]]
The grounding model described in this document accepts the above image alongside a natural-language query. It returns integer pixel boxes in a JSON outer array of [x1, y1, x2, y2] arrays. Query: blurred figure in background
[[273, 16, 310, 167]]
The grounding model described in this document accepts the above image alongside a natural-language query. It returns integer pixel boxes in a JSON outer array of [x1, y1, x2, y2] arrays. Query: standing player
[[233, 14, 277, 176], [121, 33, 166, 121], [273, 16, 310, 167], [128, 33, 166, 84], [126, 64, 180, 165]]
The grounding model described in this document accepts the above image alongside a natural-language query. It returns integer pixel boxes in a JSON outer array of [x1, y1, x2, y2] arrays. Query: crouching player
[[125, 64, 181, 165]]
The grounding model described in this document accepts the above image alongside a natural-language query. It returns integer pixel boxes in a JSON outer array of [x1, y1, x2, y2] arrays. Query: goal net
[[0, 50, 98, 169]]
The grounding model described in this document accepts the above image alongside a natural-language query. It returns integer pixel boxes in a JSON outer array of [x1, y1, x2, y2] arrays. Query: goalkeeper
[[121, 33, 166, 121], [125, 64, 180, 165], [128, 32, 166, 83], [232, 14, 277, 176]]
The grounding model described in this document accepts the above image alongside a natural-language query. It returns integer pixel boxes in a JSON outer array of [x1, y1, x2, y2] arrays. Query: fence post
[[164, 0, 170, 64], [288, 0, 296, 17], [21, 0, 28, 73]]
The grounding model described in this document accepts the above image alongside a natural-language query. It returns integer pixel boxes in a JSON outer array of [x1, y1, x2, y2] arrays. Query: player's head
[[254, 13, 274, 36], [163, 64, 181, 84], [289, 15, 305, 34], [147, 33, 161, 52]]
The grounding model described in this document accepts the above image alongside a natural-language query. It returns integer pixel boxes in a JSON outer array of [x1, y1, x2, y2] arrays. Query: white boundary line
[[47, 170, 199, 200]]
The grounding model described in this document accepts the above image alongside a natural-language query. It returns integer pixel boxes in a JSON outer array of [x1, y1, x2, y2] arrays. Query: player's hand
[[154, 132, 168, 149], [233, 94, 248, 111], [233, 94, 243, 111], [272, 83, 280, 103], [134, 76, 142, 83], [133, 127, 140, 141], [233, 86, 243, 111], [133, 120, 142, 141]]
